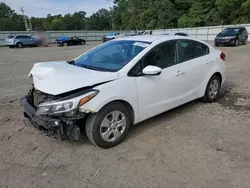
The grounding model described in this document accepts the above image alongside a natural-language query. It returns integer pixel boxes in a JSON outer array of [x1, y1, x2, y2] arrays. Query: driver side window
[[128, 40, 178, 76], [143, 40, 178, 69]]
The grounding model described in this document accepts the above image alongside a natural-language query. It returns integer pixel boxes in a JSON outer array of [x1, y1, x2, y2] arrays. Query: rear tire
[[85, 102, 131, 148], [16, 42, 23, 48], [203, 75, 221, 103]]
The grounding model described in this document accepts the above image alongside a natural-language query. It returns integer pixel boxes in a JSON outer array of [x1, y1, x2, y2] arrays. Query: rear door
[[177, 39, 211, 99]]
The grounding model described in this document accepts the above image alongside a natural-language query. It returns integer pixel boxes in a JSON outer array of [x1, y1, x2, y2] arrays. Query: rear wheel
[[85, 102, 131, 148], [203, 75, 221, 103], [16, 42, 23, 48]]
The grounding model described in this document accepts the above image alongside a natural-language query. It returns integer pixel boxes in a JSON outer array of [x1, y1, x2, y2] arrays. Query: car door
[[71, 37, 77, 45], [177, 39, 211, 100], [18, 36, 28, 45], [67, 37, 74, 45], [26, 36, 34, 45], [134, 40, 190, 121]]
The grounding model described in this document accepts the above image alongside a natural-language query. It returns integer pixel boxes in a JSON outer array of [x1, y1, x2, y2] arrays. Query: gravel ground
[[0, 42, 249, 188]]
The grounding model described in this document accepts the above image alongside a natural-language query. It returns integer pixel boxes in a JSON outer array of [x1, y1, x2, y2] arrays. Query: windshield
[[221, 28, 240, 35], [74, 40, 151, 72]]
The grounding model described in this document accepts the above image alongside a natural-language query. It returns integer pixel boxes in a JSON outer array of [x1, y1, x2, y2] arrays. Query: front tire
[[85, 102, 131, 148], [235, 39, 239, 46], [203, 75, 221, 103]]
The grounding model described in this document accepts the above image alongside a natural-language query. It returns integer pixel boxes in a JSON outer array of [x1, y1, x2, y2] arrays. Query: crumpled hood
[[29, 61, 119, 95]]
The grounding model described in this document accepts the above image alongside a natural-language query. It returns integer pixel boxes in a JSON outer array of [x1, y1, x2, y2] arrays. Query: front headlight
[[36, 91, 98, 115]]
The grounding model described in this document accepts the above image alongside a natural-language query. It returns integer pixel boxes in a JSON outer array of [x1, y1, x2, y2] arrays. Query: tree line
[[1, 0, 250, 31]]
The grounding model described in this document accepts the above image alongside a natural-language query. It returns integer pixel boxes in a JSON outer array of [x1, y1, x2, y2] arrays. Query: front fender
[[79, 77, 139, 123]]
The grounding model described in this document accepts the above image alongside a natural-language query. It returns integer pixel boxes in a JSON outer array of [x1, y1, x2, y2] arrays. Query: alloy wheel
[[100, 111, 126, 142], [208, 79, 219, 99]]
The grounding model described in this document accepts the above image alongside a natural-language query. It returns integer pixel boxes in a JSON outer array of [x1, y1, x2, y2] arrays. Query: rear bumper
[[21, 97, 82, 141]]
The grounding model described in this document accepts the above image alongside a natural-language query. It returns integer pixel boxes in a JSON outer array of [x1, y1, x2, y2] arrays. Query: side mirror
[[142, 65, 162, 76]]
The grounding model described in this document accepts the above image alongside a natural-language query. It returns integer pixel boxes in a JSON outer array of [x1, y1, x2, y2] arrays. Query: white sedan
[[22, 35, 225, 148]]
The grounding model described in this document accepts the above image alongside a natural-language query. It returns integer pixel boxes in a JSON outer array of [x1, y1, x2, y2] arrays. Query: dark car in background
[[55, 36, 86, 46], [5, 35, 41, 48], [214, 27, 248, 46]]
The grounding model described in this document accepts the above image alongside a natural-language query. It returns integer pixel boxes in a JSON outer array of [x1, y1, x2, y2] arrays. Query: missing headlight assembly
[[21, 86, 99, 141]]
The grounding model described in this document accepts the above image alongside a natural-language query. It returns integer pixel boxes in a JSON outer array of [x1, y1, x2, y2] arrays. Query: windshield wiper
[[80, 65, 109, 72], [67, 60, 75, 65]]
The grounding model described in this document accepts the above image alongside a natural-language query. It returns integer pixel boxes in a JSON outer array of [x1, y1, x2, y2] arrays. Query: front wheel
[[243, 37, 248, 45], [235, 39, 239, 46], [85, 102, 131, 148], [203, 75, 221, 103]]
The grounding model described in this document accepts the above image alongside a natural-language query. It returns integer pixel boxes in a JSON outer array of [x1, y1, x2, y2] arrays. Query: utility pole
[[29, 18, 33, 31], [21, 7, 29, 31]]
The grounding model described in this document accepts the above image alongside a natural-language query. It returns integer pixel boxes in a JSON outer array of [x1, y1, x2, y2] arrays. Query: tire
[[243, 37, 248, 45], [85, 102, 131, 148], [16, 42, 23, 48], [62, 42, 67, 46], [81, 40, 86, 45], [235, 39, 239, 46], [203, 75, 221, 103]]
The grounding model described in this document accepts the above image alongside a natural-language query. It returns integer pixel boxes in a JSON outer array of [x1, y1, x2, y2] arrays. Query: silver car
[[5, 35, 40, 48]]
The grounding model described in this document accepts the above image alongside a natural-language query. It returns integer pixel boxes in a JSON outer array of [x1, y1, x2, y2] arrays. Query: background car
[[102, 32, 124, 42], [55, 36, 86, 46], [214, 27, 248, 46], [5, 35, 41, 48]]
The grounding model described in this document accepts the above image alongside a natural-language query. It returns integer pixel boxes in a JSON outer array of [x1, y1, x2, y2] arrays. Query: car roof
[[114, 35, 187, 43]]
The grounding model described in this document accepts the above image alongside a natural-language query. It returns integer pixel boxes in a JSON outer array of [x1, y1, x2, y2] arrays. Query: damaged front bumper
[[21, 96, 83, 141]]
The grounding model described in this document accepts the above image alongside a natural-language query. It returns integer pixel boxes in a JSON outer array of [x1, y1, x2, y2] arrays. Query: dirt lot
[[0, 42, 250, 188]]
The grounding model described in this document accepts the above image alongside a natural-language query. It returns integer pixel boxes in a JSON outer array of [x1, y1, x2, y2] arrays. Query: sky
[[2, 0, 114, 17]]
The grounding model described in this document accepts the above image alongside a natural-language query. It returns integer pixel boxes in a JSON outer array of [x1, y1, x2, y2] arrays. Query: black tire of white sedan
[[85, 102, 131, 148], [203, 75, 221, 103]]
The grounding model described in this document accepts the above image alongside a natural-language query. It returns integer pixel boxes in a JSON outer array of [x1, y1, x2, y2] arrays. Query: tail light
[[220, 52, 226, 61]]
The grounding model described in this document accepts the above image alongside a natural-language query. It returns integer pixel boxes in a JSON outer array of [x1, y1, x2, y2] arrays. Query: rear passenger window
[[201, 44, 210, 55], [179, 40, 202, 62], [179, 40, 209, 62]]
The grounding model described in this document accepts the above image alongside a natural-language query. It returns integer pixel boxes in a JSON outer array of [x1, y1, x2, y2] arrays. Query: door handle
[[176, 70, 184, 76], [206, 61, 212, 64]]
